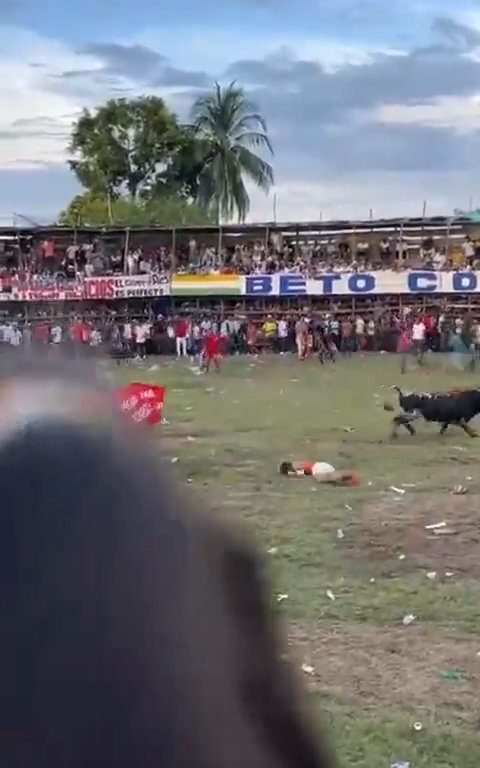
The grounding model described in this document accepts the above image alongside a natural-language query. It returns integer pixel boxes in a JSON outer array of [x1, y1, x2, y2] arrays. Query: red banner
[[114, 383, 165, 426]]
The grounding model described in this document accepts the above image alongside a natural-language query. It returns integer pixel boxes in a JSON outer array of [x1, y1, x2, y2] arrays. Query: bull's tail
[[390, 385, 403, 398]]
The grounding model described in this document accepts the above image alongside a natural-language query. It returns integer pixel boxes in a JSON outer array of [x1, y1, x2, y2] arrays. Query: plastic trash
[[171, 457, 179, 463], [326, 589, 336, 602], [277, 593, 289, 603], [402, 614, 416, 626], [301, 663, 315, 676], [336, 528, 345, 540], [452, 485, 468, 495], [426, 571, 437, 580], [413, 721, 423, 731], [425, 521, 446, 530], [267, 547, 278, 555], [390, 486, 406, 495], [398, 554, 406, 561], [391, 762, 410, 768], [439, 669, 464, 681]]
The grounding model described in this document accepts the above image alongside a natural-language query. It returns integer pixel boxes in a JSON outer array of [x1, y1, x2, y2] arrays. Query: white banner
[[242, 271, 480, 296], [3, 274, 170, 302]]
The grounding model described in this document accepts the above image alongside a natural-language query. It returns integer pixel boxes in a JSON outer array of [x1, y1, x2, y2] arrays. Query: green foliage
[[58, 192, 214, 228], [68, 97, 183, 199], [191, 81, 274, 222], [65, 86, 274, 225]]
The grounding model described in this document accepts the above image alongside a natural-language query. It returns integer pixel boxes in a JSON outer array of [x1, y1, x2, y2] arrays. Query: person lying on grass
[[279, 461, 361, 486]]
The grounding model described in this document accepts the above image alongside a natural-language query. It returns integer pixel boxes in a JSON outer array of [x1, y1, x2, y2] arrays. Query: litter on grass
[[301, 663, 315, 676], [439, 669, 464, 681]]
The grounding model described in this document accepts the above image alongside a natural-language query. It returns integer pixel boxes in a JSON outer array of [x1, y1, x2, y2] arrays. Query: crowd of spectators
[[0, 306, 478, 360], [0, 229, 480, 285]]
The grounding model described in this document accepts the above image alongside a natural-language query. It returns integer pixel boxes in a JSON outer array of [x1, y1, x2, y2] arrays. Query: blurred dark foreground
[[0, 358, 332, 768]]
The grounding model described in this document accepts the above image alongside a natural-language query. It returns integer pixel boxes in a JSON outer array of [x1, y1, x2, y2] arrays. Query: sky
[[1, 0, 480, 223]]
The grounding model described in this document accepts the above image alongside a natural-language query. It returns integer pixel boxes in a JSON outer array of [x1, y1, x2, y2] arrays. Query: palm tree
[[190, 81, 274, 222]]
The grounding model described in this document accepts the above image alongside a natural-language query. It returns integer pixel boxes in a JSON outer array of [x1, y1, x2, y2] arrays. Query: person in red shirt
[[202, 331, 221, 373], [33, 322, 50, 348], [175, 317, 188, 358]]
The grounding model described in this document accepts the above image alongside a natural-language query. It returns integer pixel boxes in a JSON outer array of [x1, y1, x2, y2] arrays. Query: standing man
[[295, 317, 308, 360], [134, 321, 148, 361], [202, 330, 221, 373], [175, 316, 188, 359], [411, 315, 426, 365], [123, 320, 133, 356], [51, 322, 63, 348], [277, 316, 289, 354], [355, 314, 365, 352]]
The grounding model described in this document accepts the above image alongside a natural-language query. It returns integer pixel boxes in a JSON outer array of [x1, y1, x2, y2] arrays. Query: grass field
[[116, 353, 480, 768]]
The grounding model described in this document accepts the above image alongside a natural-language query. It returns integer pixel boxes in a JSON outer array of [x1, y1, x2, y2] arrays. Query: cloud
[[0, 12, 479, 220], [431, 15, 480, 50], [71, 42, 210, 88], [368, 95, 480, 133], [226, 45, 480, 124]]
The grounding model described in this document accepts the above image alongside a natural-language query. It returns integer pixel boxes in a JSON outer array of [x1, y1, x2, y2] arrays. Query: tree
[[190, 81, 274, 222], [157, 128, 213, 200], [58, 192, 215, 228], [68, 97, 184, 200]]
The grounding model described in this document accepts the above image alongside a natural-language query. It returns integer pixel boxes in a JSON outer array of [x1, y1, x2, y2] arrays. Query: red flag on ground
[[114, 382, 165, 426]]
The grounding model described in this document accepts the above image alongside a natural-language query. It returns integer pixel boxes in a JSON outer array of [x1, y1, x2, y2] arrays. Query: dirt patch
[[350, 493, 480, 579], [289, 621, 480, 725]]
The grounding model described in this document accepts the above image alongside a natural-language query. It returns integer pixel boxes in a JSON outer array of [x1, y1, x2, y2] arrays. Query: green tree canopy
[[68, 97, 185, 200], [58, 192, 214, 228], [190, 81, 274, 222]]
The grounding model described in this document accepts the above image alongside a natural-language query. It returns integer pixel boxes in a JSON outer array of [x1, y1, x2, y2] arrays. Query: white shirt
[[9, 328, 21, 346], [51, 325, 62, 344], [312, 462, 335, 480], [278, 319, 288, 338], [412, 322, 426, 341], [90, 329, 102, 346], [135, 324, 149, 343], [367, 320, 375, 336], [123, 323, 132, 340], [355, 317, 365, 334]]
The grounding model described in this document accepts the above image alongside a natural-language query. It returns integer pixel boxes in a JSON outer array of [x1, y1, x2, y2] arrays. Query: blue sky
[[1, 0, 480, 222]]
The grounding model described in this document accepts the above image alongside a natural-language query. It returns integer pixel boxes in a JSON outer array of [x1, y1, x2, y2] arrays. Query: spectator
[[175, 316, 188, 358]]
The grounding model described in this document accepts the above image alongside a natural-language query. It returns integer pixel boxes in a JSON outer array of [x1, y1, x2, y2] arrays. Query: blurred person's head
[[0, 360, 332, 768]]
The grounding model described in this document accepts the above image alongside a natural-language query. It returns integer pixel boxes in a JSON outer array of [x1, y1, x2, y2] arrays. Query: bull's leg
[[459, 419, 478, 438], [439, 423, 449, 435], [391, 413, 417, 438]]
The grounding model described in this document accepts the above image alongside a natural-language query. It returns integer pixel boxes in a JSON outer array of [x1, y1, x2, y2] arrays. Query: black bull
[[390, 386, 480, 438]]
